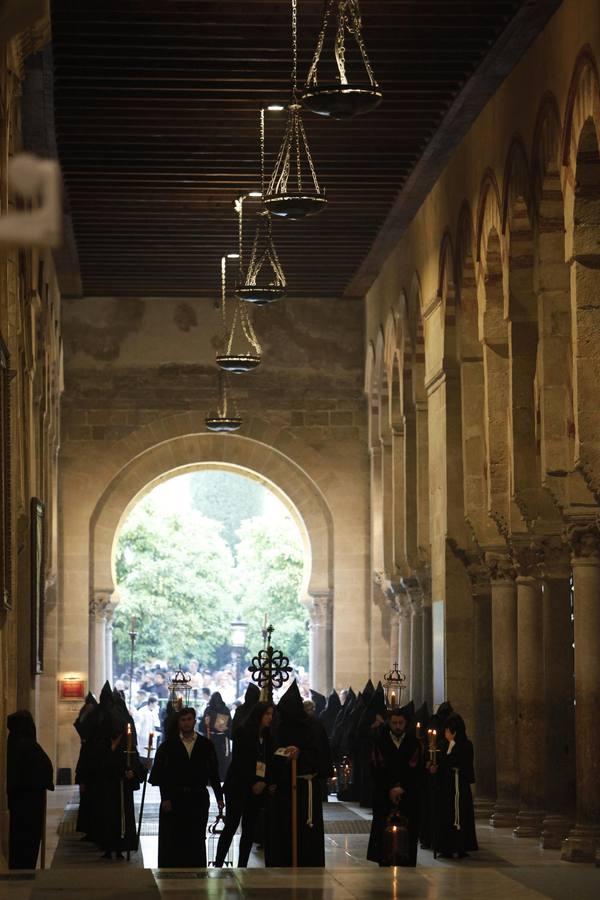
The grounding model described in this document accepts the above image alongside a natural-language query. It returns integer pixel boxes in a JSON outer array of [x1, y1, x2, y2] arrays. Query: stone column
[[390, 604, 401, 669], [421, 603, 433, 709], [307, 591, 333, 697], [89, 595, 108, 694], [104, 604, 115, 686], [408, 588, 424, 707], [540, 546, 575, 849], [468, 565, 496, 819], [398, 599, 412, 699], [487, 552, 519, 827], [562, 525, 600, 862], [514, 554, 546, 837]]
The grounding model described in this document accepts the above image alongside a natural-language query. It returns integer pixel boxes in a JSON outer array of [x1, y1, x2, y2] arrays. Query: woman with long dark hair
[[214, 701, 274, 867], [429, 712, 478, 858]]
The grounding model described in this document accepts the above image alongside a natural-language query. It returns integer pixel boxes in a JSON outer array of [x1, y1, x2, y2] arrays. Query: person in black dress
[[429, 712, 478, 858], [367, 706, 422, 867], [214, 701, 274, 867], [6, 710, 54, 869], [150, 706, 224, 867]]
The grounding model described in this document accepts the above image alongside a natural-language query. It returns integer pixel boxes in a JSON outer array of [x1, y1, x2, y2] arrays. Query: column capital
[[467, 562, 492, 597], [485, 550, 516, 584], [89, 590, 114, 622], [567, 520, 600, 563], [510, 537, 545, 580], [539, 536, 571, 579], [305, 591, 333, 629]]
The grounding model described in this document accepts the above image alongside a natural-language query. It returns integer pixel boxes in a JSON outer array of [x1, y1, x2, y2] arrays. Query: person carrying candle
[[428, 712, 478, 859], [367, 706, 422, 866]]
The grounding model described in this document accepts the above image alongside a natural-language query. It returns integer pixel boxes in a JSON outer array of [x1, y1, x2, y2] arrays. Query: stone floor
[[0, 787, 598, 899]]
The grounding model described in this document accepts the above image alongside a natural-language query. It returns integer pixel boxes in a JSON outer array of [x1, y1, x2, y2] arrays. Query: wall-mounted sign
[[59, 677, 86, 701]]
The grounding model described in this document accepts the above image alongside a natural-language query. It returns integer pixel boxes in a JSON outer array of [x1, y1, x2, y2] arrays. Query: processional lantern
[[248, 623, 293, 703], [216, 255, 262, 372], [262, 0, 327, 220], [383, 662, 407, 709], [301, 0, 382, 119], [168, 666, 192, 708], [205, 370, 242, 433]]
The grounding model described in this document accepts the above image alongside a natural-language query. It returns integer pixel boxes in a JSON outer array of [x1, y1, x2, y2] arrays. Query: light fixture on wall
[[301, 0, 382, 119], [262, 0, 327, 220], [216, 255, 262, 372], [205, 370, 242, 433]]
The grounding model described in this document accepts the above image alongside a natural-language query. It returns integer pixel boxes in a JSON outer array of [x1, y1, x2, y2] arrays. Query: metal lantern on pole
[[383, 662, 407, 709], [168, 666, 192, 708], [301, 0, 382, 119]]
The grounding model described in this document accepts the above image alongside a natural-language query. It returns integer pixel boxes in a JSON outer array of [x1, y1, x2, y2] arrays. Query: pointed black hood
[[398, 699, 415, 722], [232, 683, 260, 735], [319, 690, 341, 738], [7, 710, 36, 741], [206, 691, 230, 715], [310, 690, 327, 717], [99, 681, 113, 707]]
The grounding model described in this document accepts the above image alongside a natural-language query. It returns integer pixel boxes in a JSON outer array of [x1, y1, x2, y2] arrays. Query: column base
[[474, 796, 496, 820], [561, 825, 600, 862], [489, 803, 518, 828], [513, 808, 545, 838], [540, 814, 573, 850]]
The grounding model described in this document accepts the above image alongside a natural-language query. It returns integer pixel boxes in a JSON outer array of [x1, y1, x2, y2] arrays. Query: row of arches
[[365, 47, 600, 859]]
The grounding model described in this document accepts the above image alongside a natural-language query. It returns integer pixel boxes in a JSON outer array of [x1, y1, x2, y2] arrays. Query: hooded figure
[[231, 683, 261, 737], [266, 680, 326, 867], [319, 690, 341, 740], [6, 710, 54, 869], [203, 691, 232, 781], [429, 712, 478, 858], [345, 681, 374, 801], [357, 682, 387, 807], [73, 693, 99, 837], [332, 688, 358, 800], [309, 690, 327, 717]]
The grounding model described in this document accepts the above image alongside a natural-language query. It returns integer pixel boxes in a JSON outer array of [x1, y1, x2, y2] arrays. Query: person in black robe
[[90, 717, 145, 859], [331, 688, 356, 800], [266, 681, 328, 867], [319, 690, 341, 740], [73, 692, 98, 838], [6, 711, 54, 869], [310, 690, 327, 717], [150, 706, 224, 867], [231, 683, 260, 738], [203, 691, 232, 782], [346, 681, 374, 801], [357, 682, 387, 808], [215, 701, 274, 867], [303, 699, 334, 802], [429, 713, 478, 858], [367, 706, 422, 867]]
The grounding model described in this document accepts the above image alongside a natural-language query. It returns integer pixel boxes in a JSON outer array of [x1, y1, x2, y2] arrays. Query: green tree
[[189, 470, 265, 550], [234, 513, 308, 668], [113, 496, 236, 670]]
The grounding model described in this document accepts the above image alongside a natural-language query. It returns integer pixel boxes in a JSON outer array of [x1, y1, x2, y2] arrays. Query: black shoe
[[115, 852, 124, 860]]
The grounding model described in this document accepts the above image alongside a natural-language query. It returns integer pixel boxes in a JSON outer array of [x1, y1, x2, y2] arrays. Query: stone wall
[[57, 293, 370, 775], [0, 23, 63, 865]]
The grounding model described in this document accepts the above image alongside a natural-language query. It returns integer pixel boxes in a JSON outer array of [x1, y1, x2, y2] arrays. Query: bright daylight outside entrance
[[111, 467, 310, 750]]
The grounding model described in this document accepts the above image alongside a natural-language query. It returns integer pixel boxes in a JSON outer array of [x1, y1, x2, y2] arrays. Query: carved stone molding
[[567, 520, 600, 562], [306, 591, 333, 629], [485, 551, 516, 584], [538, 536, 571, 579], [89, 591, 114, 622], [510, 537, 544, 579]]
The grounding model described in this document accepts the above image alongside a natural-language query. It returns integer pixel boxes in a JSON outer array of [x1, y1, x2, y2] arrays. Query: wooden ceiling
[[50, 1, 559, 300]]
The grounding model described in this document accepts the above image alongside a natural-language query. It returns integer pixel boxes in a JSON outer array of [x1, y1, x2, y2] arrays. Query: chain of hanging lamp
[[263, 0, 326, 218], [301, 0, 382, 119], [205, 369, 242, 432], [219, 256, 262, 357]]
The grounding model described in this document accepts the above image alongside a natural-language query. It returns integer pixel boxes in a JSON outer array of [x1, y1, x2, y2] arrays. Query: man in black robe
[[266, 681, 328, 867], [367, 707, 422, 867], [150, 706, 224, 867], [319, 690, 341, 740], [6, 710, 54, 869]]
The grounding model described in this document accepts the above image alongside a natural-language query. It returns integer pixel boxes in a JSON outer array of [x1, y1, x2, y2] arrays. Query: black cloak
[[7, 711, 54, 869]]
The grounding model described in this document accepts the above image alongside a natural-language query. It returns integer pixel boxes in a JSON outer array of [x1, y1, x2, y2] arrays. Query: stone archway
[[89, 431, 335, 696]]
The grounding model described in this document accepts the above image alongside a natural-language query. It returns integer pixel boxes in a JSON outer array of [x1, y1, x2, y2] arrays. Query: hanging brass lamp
[[205, 370, 242, 433], [301, 0, 382, 119], [263, 0, 327, 220], [216, 255, 262, 372]]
